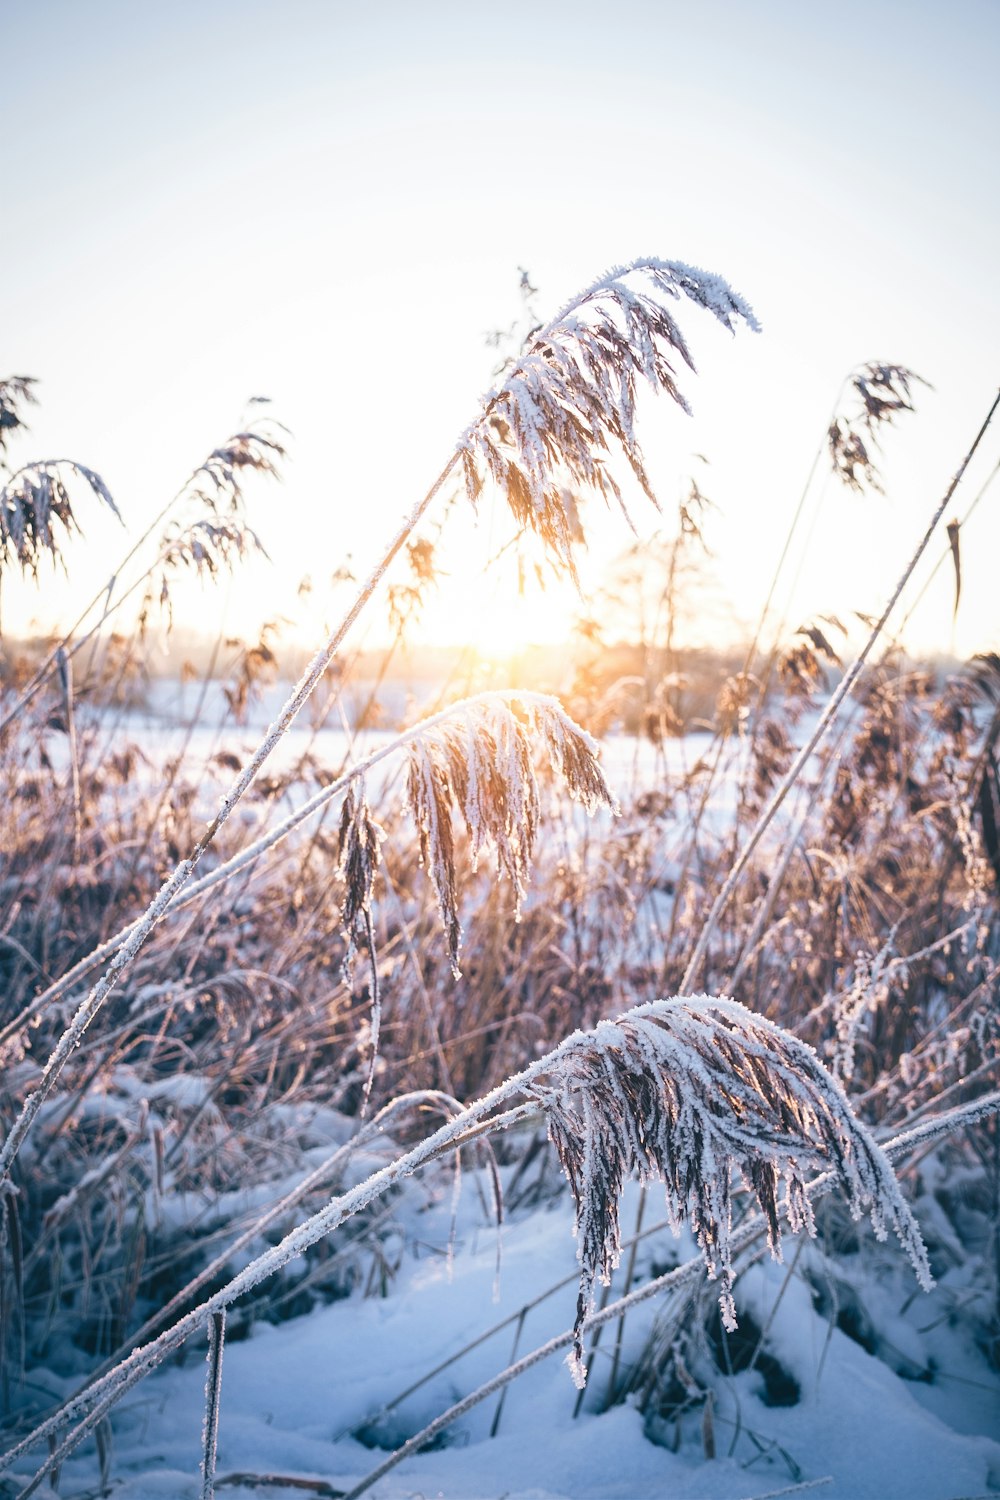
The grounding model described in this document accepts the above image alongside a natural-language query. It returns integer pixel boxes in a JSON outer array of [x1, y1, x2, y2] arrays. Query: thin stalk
[[109, 619, 228, 927], [365, 1214, 674, 1429], [489, 1307, 527, 1438], [740, 383, 844, 683], [660, 734, 729, 974], [380, 861, 458, 1098], [896, 457, 1000, 637], [200, 1310, 226, 1500], [726, 730, 852, 993], [55, 648, 82, 864], [680, 389, 1000, 993]]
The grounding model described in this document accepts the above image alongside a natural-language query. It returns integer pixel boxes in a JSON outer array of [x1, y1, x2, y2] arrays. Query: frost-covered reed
[[0, 996, 938, 1496], [528, 997, 932, 1383]]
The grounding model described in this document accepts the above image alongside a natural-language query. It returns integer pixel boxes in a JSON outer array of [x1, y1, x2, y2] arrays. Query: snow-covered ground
[[8, 689, 996, 1500], [14, 1161, 999, 1500], [100, 678, 729, 792]]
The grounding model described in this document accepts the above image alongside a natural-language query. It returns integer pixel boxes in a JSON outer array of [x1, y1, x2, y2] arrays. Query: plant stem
[[200, 1311, 226, 1500]]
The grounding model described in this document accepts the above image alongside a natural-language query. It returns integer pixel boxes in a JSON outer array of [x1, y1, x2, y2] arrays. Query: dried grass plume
[[523, 995, 933, 1386], [407, 692, 618, 973], [460, 258, 759, 575]]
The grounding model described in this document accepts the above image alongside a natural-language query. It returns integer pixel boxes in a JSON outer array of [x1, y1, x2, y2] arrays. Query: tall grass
[[0, 268, 998, 1497]]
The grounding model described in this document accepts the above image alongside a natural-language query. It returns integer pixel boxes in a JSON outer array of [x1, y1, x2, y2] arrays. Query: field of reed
[[1, 259, 998, 1500]]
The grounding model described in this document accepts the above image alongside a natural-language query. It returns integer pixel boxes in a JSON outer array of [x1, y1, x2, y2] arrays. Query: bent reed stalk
[[1, 996, 940, 1494], [338, 1088, 1000, 1500]]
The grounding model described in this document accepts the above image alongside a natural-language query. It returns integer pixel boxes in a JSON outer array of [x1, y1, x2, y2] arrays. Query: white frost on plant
[[522, 994, 933, 1386], [458, 257, 759, 576], [406, 691, 618, 974]]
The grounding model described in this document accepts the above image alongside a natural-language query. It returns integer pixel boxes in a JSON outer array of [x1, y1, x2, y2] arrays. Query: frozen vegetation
[[1, 262, 998, 1500]]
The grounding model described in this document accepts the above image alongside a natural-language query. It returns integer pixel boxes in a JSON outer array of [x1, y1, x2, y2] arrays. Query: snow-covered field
[[108, 678, 730, 791], [5, 692, 997, 1500], [19, 1165, 999, 1500]]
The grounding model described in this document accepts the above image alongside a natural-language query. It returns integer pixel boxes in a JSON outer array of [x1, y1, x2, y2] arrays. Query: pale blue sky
[[4, 0, 999, 655]]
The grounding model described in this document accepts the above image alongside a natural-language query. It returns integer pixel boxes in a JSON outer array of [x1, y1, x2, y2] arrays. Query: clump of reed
[[0, 271, 997, 1500]]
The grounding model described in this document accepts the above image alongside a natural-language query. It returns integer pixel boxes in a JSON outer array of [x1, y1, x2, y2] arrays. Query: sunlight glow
[[415, 565, 576, 659]]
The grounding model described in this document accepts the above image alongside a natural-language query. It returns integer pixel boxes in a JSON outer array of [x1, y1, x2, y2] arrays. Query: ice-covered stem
[[680, 387, 1000, 993], [880, 1088, 1000, 1154], [340, 1089, 999, 1500], [3, 997, 933, 1491], [200, 1311, 225, 1500]]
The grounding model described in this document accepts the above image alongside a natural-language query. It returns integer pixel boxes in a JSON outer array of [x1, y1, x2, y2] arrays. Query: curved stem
[[740, 380, 846, 685]]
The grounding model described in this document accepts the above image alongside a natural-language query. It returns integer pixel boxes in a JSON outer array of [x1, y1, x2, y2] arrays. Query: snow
[[5, 704, 997, 1498], [10, 1167, 999, 1500]]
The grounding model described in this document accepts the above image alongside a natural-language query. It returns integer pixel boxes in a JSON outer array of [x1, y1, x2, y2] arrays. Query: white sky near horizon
[[3, 0, 999, 666]]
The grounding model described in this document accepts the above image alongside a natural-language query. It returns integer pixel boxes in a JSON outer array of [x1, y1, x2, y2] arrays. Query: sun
[[419, 565, 575, 660]]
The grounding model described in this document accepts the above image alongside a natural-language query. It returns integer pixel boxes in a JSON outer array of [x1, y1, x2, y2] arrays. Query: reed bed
[[0, 270, 997, 1498]]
